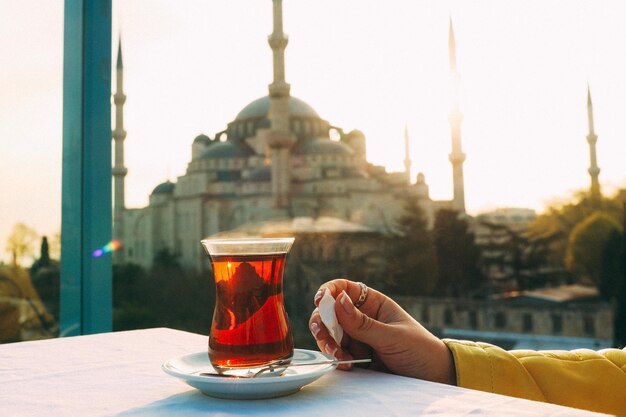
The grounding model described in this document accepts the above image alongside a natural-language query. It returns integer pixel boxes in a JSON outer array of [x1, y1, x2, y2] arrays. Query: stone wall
[[395, 296, 613, 341]]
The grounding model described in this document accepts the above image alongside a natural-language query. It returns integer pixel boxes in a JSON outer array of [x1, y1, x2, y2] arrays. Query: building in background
[[397, 284, 614, 350], [112, 0, 466, 270]]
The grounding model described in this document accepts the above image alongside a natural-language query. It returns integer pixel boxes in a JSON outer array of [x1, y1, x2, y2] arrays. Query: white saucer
[[162, 349, 336, 399]]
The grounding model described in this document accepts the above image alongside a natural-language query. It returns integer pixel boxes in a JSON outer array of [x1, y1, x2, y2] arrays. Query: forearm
[[443, 339, 626, 415]]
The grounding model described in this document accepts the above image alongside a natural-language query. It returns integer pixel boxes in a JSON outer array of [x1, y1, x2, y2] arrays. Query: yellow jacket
[[444, 339, 626, 416]]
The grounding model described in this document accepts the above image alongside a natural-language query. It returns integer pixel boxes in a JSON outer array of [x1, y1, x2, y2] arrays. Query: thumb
[[335, 290, 389, 350]]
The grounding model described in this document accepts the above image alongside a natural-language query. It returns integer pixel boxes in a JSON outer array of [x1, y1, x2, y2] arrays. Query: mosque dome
[[151, 181, 175, 195], [193, 133, 211, 143], [293, 137, 354, 155], [200, 141, 253, 159], [235, 95, 320, 121]]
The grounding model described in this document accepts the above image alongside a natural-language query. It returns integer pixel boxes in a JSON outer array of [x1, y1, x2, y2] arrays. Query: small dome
[[346, 129, 365, 139], [194, 133, 211, 143], [200, 141, 253, 159], [293, 138, 354, 155], [235, 96, 320, 121], [151, 181, 175, 195]]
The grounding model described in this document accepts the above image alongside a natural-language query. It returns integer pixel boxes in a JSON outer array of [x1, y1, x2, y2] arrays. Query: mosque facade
[[112, 0, 466, 270]]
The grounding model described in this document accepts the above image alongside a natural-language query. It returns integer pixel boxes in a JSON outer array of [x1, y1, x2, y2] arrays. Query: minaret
[[266, 0, 296, 208], [586, 84, 601, 199], [403, 124, 412, 184], [448, 18, 466, 213], [112, 38, 128, 261]]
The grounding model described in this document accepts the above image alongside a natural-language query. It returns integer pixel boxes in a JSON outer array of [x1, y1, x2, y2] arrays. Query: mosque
[[111, 0, 467, 270]]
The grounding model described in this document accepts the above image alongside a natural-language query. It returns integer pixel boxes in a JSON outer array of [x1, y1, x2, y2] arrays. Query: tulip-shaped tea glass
[[201, 237, 295, 374]]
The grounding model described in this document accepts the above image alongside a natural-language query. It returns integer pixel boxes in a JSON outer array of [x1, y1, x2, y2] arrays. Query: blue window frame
[[60, 0, 112, 336]]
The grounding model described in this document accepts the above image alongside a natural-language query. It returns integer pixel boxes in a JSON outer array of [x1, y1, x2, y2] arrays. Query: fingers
[[313, 279, 386, 319], [313, 279, 353, 307], [311, 279, 394, 371], [309, 307, 354, 369], [334, 290, 391, 352]]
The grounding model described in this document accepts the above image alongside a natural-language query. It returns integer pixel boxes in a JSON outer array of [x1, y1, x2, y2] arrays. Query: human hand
[[309, 279, 456, 385]]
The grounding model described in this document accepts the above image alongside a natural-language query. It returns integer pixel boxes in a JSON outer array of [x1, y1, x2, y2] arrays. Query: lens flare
[[92, 240, 122, 258]]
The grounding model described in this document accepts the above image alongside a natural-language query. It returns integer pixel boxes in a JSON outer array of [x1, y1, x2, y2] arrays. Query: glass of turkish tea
[[201, 237, 295, 374]]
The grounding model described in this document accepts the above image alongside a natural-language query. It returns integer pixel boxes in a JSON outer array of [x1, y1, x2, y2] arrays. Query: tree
[[5, 223, 38, 267], [112, 260, 214, 334], [153, 248, 182, 271], [31, 236, 51, 275], [565, 212, 622, 289], [30, 236, 60, 322], [598, 228, 624, 301], [528, 190, 623, 279], [477, 220, 556, 291], [385, 195, 438, 296], [566, 210, 626, 348], [433, 209, 484, 298]]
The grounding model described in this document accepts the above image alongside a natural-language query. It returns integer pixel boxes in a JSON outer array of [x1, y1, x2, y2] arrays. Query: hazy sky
[[1, 0, 625, 262]]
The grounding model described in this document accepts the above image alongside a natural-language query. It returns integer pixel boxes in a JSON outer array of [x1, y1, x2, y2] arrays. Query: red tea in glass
[[201, 238, 294, 373]]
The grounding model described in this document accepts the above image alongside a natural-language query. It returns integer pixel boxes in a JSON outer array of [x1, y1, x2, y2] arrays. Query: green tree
[[153, 248, 182, 271], [565, 212, 622, 289], [599, 228, 624, 301], [566, 210, 626, 348], [528, 190, 623, 277], [112, 256, 214, 334], [30, 236, 60, 323], [385, 195, 438, 296], [5, 223, 38, 267], [433, 209, 484, 298]]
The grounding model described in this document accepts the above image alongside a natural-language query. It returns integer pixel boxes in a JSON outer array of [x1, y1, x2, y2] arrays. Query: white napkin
[[319, 291, 343, 345]]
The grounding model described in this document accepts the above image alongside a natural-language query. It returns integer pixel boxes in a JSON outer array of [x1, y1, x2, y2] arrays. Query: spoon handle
[[198, 358, 372, 378], [271, 358, 372, 368]]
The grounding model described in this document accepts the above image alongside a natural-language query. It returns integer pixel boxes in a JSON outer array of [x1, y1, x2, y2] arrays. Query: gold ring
[[354, 282, 368, 308]]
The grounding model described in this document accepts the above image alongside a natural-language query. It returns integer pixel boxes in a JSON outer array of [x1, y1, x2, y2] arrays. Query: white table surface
[[0, 328, 605, 416]]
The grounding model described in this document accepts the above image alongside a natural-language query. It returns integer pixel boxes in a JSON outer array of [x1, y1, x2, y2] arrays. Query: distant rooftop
[[210, 216, 375, 237], [498, 284, 600, 304], [476, 207, 537, 225]]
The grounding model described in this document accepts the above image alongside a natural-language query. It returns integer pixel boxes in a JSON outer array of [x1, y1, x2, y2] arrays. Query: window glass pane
[[106, 0, 625, 354], [522, 314, 533, 332], [551, 314, 563, 334], [0, 2, 63, 342]]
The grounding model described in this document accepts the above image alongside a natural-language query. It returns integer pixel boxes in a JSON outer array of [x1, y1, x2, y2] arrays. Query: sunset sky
[[1, 0, 625, 262]]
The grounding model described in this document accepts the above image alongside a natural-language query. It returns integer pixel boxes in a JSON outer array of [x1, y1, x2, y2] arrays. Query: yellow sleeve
[[443, 339, 626, 416]]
